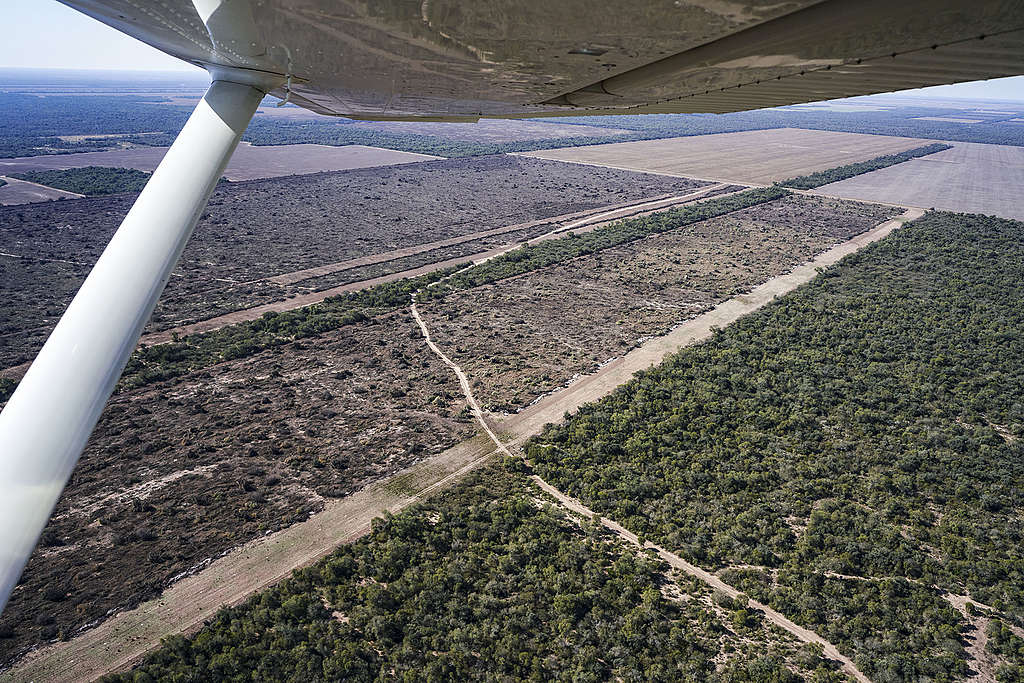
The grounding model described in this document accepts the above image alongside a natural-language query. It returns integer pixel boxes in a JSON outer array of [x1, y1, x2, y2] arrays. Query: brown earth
[[0, 312, 473, 669], [418, 194, 899, 412]]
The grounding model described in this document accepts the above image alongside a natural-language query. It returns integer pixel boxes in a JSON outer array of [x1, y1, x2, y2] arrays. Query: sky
[[2, 0, 1023, 101]]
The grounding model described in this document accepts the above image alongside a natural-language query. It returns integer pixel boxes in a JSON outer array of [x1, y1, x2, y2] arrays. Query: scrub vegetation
[[526, 211, 1024, 679], [118, 188, 784, 391], [777, 143, 953, 189]]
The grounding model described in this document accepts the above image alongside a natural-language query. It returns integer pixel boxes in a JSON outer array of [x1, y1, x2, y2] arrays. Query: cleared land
[[814, 141, 1024, 221], [0, 312, 475, 669], [522, 128, 930, 184], [0, 156, 705, 368], [2, 208, 918, 682], [0, 176, 81, 205], [0, 143, 440, 181], [418, 195, 899, 412]]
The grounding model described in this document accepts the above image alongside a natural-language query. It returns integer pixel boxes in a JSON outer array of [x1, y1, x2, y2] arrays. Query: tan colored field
[[522, 128, 929, 184], [815, 142, 1024, 221]]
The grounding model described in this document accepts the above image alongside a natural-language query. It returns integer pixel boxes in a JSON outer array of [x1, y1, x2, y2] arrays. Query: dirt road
[[529, 477, 869, 682], [3, 209, 919, 682]]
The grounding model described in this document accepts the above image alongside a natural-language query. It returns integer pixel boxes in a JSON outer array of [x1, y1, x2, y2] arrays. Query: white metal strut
[[0, 78, 266, 614]]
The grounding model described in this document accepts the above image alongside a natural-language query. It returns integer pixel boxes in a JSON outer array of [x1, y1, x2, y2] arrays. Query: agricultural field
[[0, 155, 704, 368], [0, 312, 474, 668], [526, 211, 1024, 680], [0, 176, 80, 205], [417, 195, 898, 412], [97, 466, 849, 682], [0, 143, 440, 181], [523, 128, 930, 184], [815, 142, 1024, 221]]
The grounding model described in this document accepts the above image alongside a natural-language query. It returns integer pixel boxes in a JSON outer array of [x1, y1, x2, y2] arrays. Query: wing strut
[[0, 78, 267, 614]]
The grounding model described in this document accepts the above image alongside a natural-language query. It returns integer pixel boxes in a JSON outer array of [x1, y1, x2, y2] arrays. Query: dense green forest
[[0, 94, 191, 157], [115, 188, 783, 390], [526, 210, 1024, 680], [987, 620, 1024, 682], [243, 118, 629, 158], [10, 167, 152, 195], [103, 467, 842, 682], [777, 143, 952, 189]]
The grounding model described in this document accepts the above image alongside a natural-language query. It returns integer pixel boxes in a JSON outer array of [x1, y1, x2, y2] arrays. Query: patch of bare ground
[[419, 194, 898, 411], [0, 155, 706, 367], [0, 312, 473, 668]]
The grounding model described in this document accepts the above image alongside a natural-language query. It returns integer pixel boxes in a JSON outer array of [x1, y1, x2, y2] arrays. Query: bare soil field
[[814, 141, 1024, 220], [523, 128, 931, 184], [0, 143, 440, 181], [418, 195, 899, 412], [0, 312, 474, 668], [0, 156, 706, 367], [0, 177, 82, 205]]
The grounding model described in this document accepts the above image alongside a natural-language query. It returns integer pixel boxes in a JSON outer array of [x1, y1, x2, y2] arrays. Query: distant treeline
[[10, 167, 152, 196], [776, 143, 953, 189]]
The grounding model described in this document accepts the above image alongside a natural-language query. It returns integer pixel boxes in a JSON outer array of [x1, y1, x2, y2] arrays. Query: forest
[[10, 166, 151, 195], [100, 466, 844, 682], [526, 210, 1024, 680], [777, 143, 953, 189], [0, 94, 191, 157]]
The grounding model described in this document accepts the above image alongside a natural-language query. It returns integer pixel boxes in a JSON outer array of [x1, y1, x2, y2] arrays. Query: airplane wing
[[2, 0, 1023, 618], [61, 0, 1024, 121]]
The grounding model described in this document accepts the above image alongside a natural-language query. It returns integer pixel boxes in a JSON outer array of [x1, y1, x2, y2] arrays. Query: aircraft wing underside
[[60, 0, 1024, 121]]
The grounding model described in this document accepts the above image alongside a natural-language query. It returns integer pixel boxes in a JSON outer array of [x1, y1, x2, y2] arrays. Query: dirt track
[[3, 208, 920, 682]]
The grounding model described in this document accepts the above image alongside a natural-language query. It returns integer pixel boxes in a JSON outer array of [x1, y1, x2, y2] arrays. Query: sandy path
[[2, 208, 919, 681], [529, 476, 869, 681]]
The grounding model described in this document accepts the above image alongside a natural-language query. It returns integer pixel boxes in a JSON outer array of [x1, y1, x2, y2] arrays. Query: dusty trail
[[412, 285, 869, 682], [4, 208, 920, 682]]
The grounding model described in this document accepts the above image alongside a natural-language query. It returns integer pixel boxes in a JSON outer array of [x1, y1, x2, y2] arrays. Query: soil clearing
[[523, 128, 931, 184]]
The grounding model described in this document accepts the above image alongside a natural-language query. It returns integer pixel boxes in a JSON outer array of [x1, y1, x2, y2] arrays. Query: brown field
[[522, 128, 930, 184], [814, 142, 1024, 220], [0, 143, 440, 181], [0, 176, 81, 205], [417, 195, 900, 412], [0, 312, 473, 668]]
